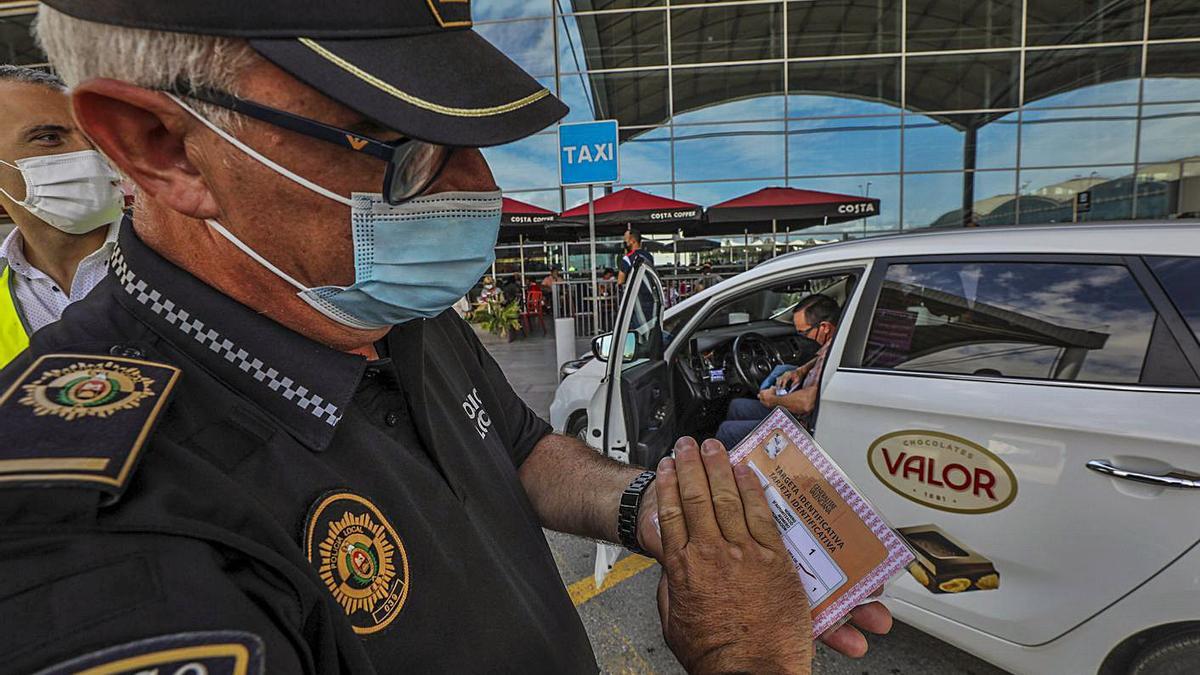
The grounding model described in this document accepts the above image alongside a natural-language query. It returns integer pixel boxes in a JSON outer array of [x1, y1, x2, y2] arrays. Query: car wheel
[[1130, 630, 1200, 675], [566, 413, 588, 442]]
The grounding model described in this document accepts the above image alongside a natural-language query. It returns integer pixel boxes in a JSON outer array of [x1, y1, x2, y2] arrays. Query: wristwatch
[[617, 470, 658, 556]]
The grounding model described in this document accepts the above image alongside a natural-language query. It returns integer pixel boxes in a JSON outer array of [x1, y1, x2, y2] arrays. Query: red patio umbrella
[[559, 188, 702, 235], [500, 197, 579, 243], [694, 187, 880, 236]]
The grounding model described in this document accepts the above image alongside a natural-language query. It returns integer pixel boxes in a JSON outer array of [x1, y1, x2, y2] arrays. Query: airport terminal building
[[4, 0, 1200, 235]]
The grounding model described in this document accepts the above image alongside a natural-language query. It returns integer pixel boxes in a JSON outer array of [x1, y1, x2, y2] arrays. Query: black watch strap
[[618, 470, 657, 556]]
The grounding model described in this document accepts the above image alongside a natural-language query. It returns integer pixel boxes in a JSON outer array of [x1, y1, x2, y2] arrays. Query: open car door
[[586, 260, 673, 467], [585, 261, 671, 585]]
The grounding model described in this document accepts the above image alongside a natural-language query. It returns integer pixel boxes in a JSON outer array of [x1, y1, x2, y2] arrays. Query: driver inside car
[[715, 294, 840, 450]]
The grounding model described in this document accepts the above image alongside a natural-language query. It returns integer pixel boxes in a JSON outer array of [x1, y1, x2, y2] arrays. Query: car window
[[1146, 256, 1200, 344], [697, 274, 853, 330], [863, 261, 1157, 384], [625, 266, 664, 362]]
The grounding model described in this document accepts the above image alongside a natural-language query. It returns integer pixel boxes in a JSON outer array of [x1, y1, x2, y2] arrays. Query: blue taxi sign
[[559, 120, 619, 186]]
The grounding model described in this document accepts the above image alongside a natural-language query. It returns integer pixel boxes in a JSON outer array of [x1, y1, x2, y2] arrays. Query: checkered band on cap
[[110, 246, 343, 427]]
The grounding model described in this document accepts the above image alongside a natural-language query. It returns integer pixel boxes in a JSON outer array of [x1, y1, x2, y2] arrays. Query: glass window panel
[[502, 189, 562, 213], [615, 126, 673, 185], [1025, 0, 1145, 46], [904, 171, 1017, 228], [557, 10, 667, 72], [864, 261, 1156, 384], [673, 63, 784, 122], [474, 0, 552, 21], [0, 11, 44, 66], [904, 113, 1017, 172], [905, 0, 1021, 52], [788, 116, 900, 176], [670, 3, 783, 65], [1024, 46, 1141, 108], [673, 122, 786, 182], [1147, 257, 1200, 342], [1139, 104, 1200, 165], [1020, 107, 1137, 168], [787, 0, 900, 57], [1150, 0, 1200, 39], [782, 175, 900, 234], [1017, 166, 1135, 224], [788, 58, 901, 116], [474, 19, 556, 78], [482, 132, 560, 192], [906, 52, 1020, 112], [559, 69, 670, 126], [1144, 43, 1200, 104], [1133, 169, 1184, 220]]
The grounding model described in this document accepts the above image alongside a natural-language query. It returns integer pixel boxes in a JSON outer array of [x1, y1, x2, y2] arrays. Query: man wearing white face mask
[[0, 65, 124, 366]]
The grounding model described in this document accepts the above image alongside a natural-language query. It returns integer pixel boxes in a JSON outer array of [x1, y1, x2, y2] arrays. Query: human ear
[[71, 78, 220, 219]]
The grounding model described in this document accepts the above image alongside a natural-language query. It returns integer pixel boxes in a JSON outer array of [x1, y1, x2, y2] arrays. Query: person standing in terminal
[[0, 1, 891, 672], [0, 65, 123, 366], [617, 227, 654, 286]]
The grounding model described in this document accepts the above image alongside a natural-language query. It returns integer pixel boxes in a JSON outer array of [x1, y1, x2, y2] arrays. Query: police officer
[[0, 2, 891, 673], [0, 65, 124, 366]]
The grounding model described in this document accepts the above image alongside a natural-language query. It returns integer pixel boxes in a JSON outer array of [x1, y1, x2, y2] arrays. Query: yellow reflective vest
[[0, 264, 31, 367]]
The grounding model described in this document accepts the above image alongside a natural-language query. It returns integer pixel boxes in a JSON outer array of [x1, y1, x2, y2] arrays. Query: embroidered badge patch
[[0, 354, 181, 498], [33, 630, 264, 675], [19, 359, 158, 420], [305, 491, 410, 635]]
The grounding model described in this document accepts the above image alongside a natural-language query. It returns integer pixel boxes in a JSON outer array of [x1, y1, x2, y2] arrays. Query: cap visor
[[251, 31, 567, 147]]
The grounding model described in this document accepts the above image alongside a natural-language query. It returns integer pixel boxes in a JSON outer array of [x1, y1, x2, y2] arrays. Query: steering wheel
[[730, 332, 781, 391]]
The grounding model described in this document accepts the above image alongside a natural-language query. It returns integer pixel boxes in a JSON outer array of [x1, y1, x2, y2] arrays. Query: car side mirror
[[592, 333, 613, 362]]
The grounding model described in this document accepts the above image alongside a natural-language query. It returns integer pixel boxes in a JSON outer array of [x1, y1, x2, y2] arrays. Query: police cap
[[40, 0, 568, 147]]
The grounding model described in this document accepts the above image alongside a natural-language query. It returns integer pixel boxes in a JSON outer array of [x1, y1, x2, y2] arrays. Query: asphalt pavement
[[484, 322, 1010, 675]]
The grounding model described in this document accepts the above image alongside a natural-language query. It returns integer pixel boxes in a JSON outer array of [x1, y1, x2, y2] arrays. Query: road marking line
[[568, 554, 657, 607]]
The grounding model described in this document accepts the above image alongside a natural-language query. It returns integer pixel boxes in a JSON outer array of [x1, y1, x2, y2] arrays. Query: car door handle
[[1086, 460, 1200, 489]]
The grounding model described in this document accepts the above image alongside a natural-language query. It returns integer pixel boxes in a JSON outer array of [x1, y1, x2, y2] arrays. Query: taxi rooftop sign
[[559, 120, 619, 186]]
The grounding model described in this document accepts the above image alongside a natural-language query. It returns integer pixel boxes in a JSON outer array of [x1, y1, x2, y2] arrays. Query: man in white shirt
[[0, 65, 124, 365]]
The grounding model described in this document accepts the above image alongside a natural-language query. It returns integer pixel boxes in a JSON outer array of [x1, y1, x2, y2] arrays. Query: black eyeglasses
[[176, 86, 452, 205]]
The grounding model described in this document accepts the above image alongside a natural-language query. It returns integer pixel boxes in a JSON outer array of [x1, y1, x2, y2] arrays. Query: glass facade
[[477, 0, 1200, 234]]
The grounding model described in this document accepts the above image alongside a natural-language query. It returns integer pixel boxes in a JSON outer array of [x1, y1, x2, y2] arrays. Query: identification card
[[728, 408, 914, 635]]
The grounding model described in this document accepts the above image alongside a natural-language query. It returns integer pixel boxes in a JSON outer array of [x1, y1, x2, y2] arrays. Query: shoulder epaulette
[[0, 353, 181, 502]]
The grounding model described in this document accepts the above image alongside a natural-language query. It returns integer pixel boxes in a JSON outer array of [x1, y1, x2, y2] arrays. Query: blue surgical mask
[[170, 94, 500, 330]]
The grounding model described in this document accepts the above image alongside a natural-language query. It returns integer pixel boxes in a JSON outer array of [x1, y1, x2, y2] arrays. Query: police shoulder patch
[[34, 631, 264, 675], [304, 490, 411, 635], [0, 354, 181, 499]]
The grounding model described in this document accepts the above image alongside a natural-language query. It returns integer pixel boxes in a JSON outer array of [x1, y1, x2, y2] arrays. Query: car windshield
[[697, 275, 852, 329]]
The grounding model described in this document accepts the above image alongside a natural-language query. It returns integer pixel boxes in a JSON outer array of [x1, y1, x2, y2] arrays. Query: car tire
[[566, 413, 588, 442], [1130, 630, 1200, 675]]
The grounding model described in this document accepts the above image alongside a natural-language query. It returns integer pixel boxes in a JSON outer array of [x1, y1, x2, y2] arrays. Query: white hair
[[35, 5, 256, 128]]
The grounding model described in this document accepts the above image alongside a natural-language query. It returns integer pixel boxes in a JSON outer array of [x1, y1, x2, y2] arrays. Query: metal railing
[[548, 273, 721, 337]]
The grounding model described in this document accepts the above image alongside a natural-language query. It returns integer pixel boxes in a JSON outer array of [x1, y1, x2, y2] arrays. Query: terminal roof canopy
[[570, 1, 1152, 131]]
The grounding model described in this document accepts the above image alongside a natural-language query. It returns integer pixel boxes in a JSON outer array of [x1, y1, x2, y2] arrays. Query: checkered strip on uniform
[[110, 246, 343, 427]]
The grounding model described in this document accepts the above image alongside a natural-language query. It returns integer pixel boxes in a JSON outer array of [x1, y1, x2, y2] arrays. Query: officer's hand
[[636, 482, 663, 561], [655, 437, 813, 674], [777, 369, 799, 389]]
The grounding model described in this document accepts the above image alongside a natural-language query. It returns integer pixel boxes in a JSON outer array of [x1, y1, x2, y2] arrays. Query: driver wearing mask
[[0, 65, 124, 366], [716, 294, 839, 450]]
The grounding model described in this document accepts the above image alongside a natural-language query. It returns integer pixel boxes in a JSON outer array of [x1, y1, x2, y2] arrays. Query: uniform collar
[[108, 219, 366, 452]]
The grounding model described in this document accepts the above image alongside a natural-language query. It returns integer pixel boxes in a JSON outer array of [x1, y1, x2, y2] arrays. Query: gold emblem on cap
[[19, 360, 157, 421]]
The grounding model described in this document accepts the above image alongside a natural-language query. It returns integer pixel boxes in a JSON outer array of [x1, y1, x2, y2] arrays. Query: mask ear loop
[[0, 159, 31, 207], [165, 93, 353, 208]]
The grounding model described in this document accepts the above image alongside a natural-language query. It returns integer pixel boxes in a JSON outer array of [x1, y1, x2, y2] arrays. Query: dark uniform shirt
[[619, 249, 654, 279], [0, 222, 597, 673]]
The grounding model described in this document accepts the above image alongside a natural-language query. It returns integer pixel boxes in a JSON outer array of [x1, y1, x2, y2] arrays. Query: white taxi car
[[550, 222, 1200, 675]]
